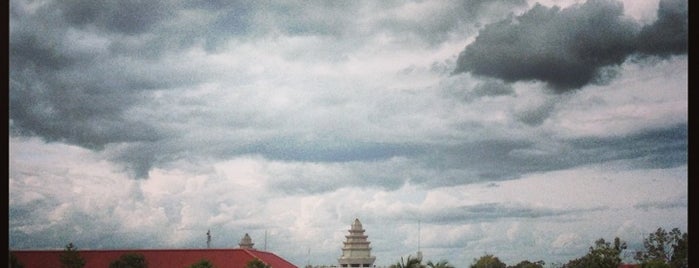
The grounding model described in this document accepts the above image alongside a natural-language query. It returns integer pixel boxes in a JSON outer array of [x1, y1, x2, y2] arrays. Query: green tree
[[634, 227, 687, 268], [9, 252, 25, 268], [245, 258, 271, 268], [109, 252, 148, 268], [59, 243, 86, 268], [390, 255, 424, 268], [563, 237, 627, 268], [668, 231, 688, 268], [507, 260, 545, 268], [470, 254, 506, 268], [426, 260, 454, 268], [190, 259, 216, 268]]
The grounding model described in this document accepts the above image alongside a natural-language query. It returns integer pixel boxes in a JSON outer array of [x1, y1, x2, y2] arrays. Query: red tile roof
[[11, 248, 298, 268]]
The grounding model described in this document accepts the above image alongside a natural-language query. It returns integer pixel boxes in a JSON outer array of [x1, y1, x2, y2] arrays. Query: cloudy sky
[[9, 0, 687, 267]]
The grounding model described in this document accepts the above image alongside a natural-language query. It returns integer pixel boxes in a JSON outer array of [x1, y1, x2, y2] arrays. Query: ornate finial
[[352, 219, 363, 230], [239, 233, 255, 249]]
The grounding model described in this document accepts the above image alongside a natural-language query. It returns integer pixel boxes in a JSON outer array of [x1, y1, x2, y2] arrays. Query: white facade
[[338, 219, 376, 268]]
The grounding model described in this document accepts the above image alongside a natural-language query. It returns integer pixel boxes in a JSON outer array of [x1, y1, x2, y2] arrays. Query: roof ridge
[[242, 248, 272, 266], [250, 249, 299, 268]]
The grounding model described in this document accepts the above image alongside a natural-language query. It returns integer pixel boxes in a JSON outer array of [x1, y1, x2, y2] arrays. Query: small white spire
[[239, 233, 255, 249]]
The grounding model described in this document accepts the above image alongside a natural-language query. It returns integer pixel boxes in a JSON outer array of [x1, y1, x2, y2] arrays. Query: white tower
[[239, 233, 255, 249], [338, 218, 376, 268]]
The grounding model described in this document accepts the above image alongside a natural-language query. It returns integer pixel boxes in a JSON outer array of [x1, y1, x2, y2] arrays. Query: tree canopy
[[245, 258, 271, 268], [562, 237, 627, 268], [634, 227, 688, 268], [190, 259, 216, 268], [390, 255, 424, 268], [109, 252, 148, 268], [471, 254, 506, 268], [426, 260, 455, 268], [59, 242, 86, 268], [507, 260, 545, 268]]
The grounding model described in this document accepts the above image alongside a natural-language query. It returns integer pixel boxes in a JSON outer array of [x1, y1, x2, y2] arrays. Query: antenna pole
[[417, 220, 423, 261], [207, 229, 211, 249]]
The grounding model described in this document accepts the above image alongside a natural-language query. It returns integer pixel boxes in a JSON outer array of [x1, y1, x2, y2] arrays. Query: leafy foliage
[[245, 258, 271, 268], [562, 237, 627, 268], [190, 259, 216, 268], [470, 254, 507, 268], [390, 255, 425, 268], [426, 260, 454, 268], [634, 227, 687, 268], [507, 260, 545, 268], [641, 259, 671, 268], [109, 252, 148, 268], [59, 243, 86, 268]]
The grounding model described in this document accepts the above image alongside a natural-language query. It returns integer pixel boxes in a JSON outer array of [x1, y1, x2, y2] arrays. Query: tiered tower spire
[[239, 233, 255, 249], [338, 218, 376, 267]]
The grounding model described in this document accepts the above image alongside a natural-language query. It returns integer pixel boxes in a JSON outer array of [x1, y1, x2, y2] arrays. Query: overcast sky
[[9, 0, 687, 267]]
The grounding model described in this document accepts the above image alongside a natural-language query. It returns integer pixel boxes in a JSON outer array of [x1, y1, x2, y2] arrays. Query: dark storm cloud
[[440, 75, 514, 103], [453, 0, 687, 91], [8, 0, 526, 179], [247, 122, 686, 193], [10, 68, 164, 151], [10, 10, 176, 179], [10, 33, 79, 70], [392, 202, 609, 224], [376, 0, 527, 45], [633, 196, 687, 211], [412, 124, 686, 187], [9, 0, 687, 183], [271, 2, 361, 37], [10, 0, 208, 164], [515, 100, 557, 126], [566, 124, 687, 169], [10, 61, 167, 150], [636, 0, 688, 57], [9, 0, 365, 156], [248, 140, 423, 163], [472, 80, 515, 98], [9, 209, 161, 249], [107, 143, 166, 179], [58, 0, 174, 35]]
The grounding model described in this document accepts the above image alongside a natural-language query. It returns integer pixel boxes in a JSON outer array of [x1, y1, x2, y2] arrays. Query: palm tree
[[426, 260, 454, 268], [391, 255, 424, 268]]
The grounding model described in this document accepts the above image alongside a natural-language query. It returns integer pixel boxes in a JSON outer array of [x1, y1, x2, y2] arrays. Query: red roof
[[11, 248, 298, 268]]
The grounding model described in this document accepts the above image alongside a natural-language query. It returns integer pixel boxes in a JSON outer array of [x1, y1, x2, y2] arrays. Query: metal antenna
[[417, 220, 423, 261], [418, 220, 421, 252], [206, 229, 211, 249], [307, 247, 311, 267]]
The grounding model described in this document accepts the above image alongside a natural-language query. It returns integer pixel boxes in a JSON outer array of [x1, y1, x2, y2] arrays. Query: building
[[338, 218, 376, 268], [11, 234, 297, 268], [240, 233, 255, 249]]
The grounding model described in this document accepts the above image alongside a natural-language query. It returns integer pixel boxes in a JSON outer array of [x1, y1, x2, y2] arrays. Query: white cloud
[[552, 233, 582, 249], [547, 56, 687, 139]]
